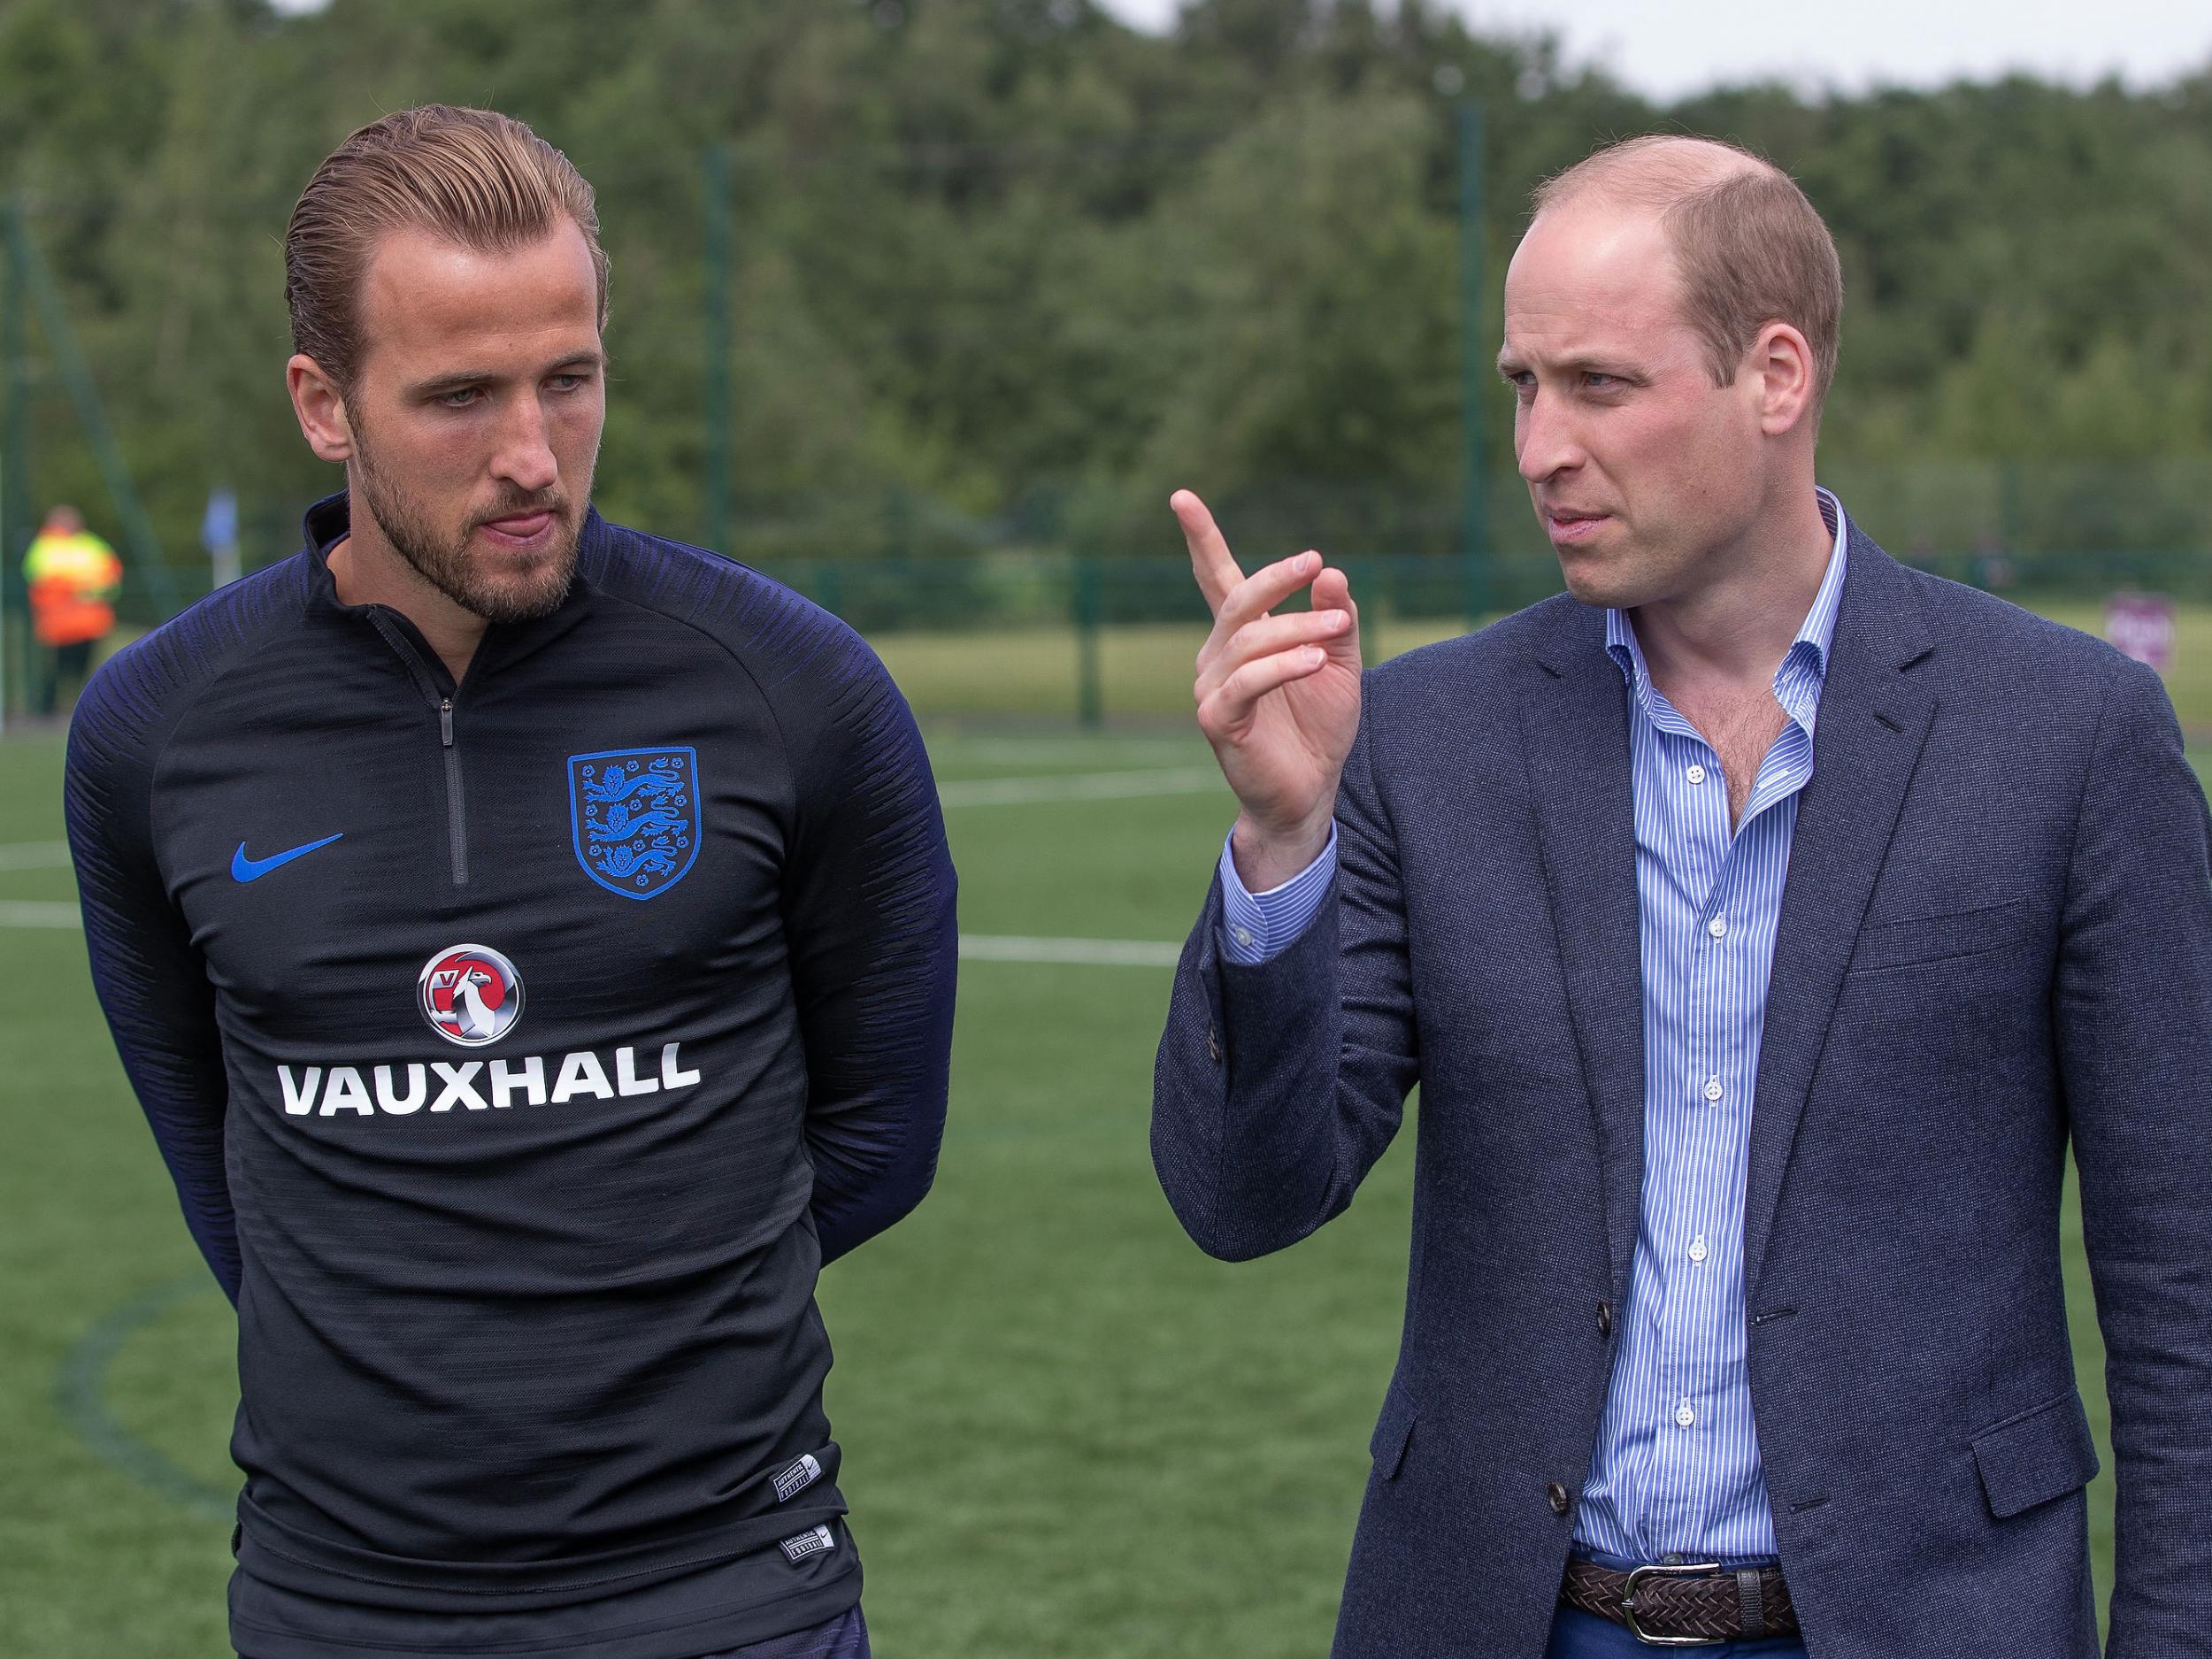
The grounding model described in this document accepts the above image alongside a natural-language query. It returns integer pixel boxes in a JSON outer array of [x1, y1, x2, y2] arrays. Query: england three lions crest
[[568, 747, 700, 900]]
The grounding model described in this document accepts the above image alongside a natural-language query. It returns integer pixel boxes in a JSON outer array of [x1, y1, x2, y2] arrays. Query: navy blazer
[[1153, 528, 2212, 1658]]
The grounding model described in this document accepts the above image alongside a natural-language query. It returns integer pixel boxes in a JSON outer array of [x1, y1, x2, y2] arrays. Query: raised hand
[[1177, 489, 1362, 892]]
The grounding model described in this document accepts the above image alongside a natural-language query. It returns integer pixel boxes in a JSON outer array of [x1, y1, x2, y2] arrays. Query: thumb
[[1314, 565, 1361, 663]]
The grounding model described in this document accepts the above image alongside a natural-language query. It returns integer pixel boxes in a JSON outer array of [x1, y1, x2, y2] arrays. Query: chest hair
[[1671, 691, 1792, 831]]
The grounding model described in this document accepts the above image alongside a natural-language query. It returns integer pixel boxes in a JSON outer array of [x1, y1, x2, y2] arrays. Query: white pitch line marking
[[0, 762, 1220, 877], [0, 902, 1183, 964], [936, 767, 1221, 808], [931, 735, 1204, 768], [0, 766, 1225, 879], [0, 901, 81, 929], [0, 840, 70, 872], [959, 933, 1182, 968]]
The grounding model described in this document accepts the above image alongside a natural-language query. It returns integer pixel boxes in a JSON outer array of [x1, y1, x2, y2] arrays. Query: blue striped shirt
[[1219, 488, 1851, 1563]]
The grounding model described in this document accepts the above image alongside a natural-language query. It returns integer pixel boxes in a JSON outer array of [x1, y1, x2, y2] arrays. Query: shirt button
[[1689, 1236, 1709, 1263], [1548, 1481, 1572, 1516], [1686, 764, 1706, 785], [1675, 1400, 1696, 1428], [1703, 1077, 1724, 1102], [1232, 925, 1254, 949], [1708, 915, 1727, 939]]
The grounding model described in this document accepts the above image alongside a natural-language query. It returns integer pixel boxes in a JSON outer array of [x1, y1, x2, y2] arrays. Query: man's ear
[[1751, 322, 1816, 439], [288, 354, 355, 464]]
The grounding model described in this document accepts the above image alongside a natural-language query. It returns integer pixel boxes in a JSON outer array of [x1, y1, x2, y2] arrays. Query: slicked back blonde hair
[[1533, 134, 1842, 412], [285, 104, 611, 391]]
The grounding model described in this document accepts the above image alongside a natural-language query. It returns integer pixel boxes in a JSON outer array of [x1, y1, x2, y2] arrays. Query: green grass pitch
[[0, 681, 2124, 1655]]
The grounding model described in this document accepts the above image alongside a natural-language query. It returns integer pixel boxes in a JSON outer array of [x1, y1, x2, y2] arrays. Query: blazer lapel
[[1742, 531, 1937, 1301], [1518, 604, 1646, 1304]]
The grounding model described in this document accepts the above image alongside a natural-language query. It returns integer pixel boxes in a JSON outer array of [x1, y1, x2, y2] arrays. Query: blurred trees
[[3, 0, 2211, 584]]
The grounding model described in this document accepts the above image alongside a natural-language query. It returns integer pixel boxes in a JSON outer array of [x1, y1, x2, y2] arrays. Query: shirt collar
[[299, 489, 607, 611], [297, 489, 607, 679], [1605, 487, 1850, 716]]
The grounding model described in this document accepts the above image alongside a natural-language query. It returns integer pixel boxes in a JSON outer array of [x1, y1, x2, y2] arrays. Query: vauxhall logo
[[277, 1043, 703, 1117], [273, 941, 703, 1118], [419, 942, 524, 1048]]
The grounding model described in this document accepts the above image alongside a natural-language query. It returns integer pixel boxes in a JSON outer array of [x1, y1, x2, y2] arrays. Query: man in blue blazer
[[1152, 134, 2212, 1657]]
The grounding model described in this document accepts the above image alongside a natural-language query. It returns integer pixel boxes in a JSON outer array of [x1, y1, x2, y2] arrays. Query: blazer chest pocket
[[1970, 1390, 2100, 1519], [1370, 1386, 1417, 1481], [1850, 898, 2032, 977]]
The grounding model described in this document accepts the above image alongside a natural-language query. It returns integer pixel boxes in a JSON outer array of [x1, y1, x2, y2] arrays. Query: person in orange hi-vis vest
[[23, 504, 122, 717]]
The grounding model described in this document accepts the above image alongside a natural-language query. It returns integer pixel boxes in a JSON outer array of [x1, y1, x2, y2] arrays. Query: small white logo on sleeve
[[773, 1454, 823, 1503], [780, 1524, 836, 1563]]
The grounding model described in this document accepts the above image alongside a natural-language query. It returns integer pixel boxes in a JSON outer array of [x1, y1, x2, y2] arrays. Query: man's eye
[[1585, 373, 1619, 390], [549, 373, 587, 392], [439, 388, 481, 409]]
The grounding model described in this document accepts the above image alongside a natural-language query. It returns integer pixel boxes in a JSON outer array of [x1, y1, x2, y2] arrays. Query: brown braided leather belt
[[1560, 1556, 1800, 1646]]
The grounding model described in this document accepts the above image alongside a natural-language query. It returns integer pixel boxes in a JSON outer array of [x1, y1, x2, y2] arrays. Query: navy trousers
[[1545, 1603, 1807, 1657], [697, 1606, 870, 1659]]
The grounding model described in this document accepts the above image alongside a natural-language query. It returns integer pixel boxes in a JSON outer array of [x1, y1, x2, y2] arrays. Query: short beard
[[349, 418, 581, 626]]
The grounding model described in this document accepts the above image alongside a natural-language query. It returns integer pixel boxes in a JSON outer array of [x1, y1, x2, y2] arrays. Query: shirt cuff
[[1217, 823, 1339, 965]]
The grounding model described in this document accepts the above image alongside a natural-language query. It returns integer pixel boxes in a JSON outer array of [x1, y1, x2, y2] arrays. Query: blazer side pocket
[[1970, 1389, 2100, 1519], [1369, 1386, 1417, 1480]]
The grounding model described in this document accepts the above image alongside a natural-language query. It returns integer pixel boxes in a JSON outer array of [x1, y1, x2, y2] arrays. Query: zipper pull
[[440, 698, 455, 747]]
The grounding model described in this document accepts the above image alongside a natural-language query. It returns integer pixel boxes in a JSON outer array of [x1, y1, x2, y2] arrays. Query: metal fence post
[[1, 196, 27, 727], [702, 142, 733, 556], [1455, 97, 1489, 631], [1073, 555, 1102, 729]]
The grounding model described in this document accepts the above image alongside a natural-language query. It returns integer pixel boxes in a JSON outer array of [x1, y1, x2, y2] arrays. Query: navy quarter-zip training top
[[65, 494, 958, 1659]]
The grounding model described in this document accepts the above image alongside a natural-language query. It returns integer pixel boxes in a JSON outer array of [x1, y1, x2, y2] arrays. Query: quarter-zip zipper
[[436, 695, 468, 887], [365, 610, 470, 887]]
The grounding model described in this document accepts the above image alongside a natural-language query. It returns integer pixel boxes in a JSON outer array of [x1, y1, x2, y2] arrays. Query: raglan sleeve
[[65, 656, 239, 1302], [778, 623, 958, 1265]]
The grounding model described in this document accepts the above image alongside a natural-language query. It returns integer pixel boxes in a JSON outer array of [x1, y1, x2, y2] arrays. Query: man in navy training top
[[1154, 134, 2212, 1657], [66, 104, 956, 1659]]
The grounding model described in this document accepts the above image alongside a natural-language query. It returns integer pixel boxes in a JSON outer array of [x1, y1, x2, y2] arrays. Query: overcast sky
[[1101, 0, 2212, 102]]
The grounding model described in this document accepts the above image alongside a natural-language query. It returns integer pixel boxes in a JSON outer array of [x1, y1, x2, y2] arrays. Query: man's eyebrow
[[404, 352, 605, 399], [1495, 349, 1640, 379], [405, 370, 495, 398]]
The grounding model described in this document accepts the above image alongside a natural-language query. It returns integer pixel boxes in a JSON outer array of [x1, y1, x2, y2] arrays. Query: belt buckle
[[1619, 1560, 1724, 1647]]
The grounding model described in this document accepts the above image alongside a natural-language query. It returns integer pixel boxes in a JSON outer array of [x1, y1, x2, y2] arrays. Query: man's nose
[[491, 396, 559, 495], [1516, 389, 1585, 484]]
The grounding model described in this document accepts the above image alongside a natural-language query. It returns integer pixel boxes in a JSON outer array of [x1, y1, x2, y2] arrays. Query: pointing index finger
[[1173, 489, 1242, 617]]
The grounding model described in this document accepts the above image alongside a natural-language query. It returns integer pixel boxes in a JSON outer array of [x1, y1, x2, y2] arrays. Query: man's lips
[[476, 509, 558, 546], [1543, 508, 1611, 543]]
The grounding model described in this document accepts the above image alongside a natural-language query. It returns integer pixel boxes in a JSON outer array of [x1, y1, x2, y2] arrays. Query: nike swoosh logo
[[232, 833, 344, 883]]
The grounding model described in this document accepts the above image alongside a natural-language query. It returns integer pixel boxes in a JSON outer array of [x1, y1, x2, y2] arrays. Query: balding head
[[1534, 134, 1766, 213], [1532, 134, 1843, 411]]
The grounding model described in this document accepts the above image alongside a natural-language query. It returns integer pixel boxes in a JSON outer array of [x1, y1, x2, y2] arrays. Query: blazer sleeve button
[[1548, 1481, 1572, 1516]]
